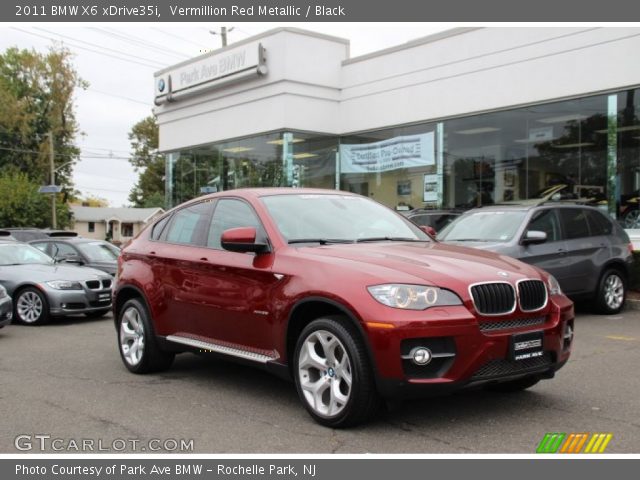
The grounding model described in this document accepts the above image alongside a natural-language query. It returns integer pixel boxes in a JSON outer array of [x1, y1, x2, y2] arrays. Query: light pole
[[38, 132, 74, 229], [210, 26, 234, 47]]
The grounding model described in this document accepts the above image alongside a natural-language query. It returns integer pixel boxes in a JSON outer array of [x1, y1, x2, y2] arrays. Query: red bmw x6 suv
[[114, 189, 574, 427]]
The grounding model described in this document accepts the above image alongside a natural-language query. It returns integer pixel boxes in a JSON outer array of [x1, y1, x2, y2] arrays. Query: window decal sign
[[340, 132, 434, 173]]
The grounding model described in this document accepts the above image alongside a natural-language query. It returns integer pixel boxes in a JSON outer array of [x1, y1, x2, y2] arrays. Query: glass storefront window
[[340, 123, 438, 212], [163, 88, 637, 224], [617, 88, 640, 227], [443, 95, 608, 210], [165, 132, 338, 207]]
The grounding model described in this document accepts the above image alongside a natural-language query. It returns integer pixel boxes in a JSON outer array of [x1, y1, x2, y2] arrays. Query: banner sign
[[340, 133, 434, 174]]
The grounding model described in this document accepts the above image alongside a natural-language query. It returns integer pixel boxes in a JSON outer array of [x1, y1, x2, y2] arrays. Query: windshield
[[437, 210, 527, 242], [77, 242, 119, 262], [261, 194, 429, 244], [0, 243, 55, 266]]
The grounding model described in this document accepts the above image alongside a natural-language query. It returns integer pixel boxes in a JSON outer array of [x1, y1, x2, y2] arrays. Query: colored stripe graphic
[[584, 433, 613, 453], [537, 433, 566, 453], [538, 433, 613, 453]]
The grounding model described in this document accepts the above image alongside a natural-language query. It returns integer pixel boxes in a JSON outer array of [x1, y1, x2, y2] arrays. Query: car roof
[[30, 237, 97, 244], [466, 203, 605, 213]]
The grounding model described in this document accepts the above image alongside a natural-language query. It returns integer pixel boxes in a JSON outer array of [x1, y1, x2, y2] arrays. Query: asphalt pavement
[[0, 308, 638, 453]]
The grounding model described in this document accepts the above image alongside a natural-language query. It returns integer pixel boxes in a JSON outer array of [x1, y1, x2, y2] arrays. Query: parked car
[[0, 284, 12, 328], [114, 188, 574, 427], [437, 204, 633, 314], [30, 237, 120, 276], [0, 240, 114, 325], [0, 230, 17, 242], [405, 209, 461, 234], [4, 228, 77, 243]]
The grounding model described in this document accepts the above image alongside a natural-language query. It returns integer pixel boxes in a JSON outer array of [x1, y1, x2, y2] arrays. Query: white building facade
[[155, 27, 640, 222]]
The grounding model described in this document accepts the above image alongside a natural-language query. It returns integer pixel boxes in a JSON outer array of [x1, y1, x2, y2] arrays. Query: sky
[[0, 23, 452, 207]]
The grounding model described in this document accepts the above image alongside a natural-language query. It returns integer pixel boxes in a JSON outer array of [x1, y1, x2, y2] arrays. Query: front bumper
[[364, 295, 574, 399], [43, 285, 113, 316], [0, 296, 12, 327]]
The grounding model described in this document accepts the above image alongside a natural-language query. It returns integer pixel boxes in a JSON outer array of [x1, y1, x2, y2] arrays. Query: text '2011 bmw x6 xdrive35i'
[[114, 189, 574, 427]]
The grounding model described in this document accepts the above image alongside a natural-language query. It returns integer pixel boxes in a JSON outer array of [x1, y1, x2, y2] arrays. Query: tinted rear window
[[585, 210, 613, 236], [558, 209, 590, 239]]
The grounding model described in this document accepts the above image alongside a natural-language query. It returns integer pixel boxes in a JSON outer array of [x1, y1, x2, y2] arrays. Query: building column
[[607, 94, 618, 218]]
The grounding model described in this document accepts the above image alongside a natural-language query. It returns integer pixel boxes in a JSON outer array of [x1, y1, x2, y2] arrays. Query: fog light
[[410, 347, 432, 365], [564, 324, 573, 342]]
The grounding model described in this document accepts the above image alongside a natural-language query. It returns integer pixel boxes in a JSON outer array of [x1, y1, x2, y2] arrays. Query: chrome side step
[[166, 335, 275, 364]]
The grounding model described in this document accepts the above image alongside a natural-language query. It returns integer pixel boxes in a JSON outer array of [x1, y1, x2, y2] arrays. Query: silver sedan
[[0, 241, 113, 325]]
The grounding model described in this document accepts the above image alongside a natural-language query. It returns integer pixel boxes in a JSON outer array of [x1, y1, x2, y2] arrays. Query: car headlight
[[46, 280, 83, 290], [0, 285, 7, 299], [547, 275, 562, 295], [367, 284, 462, 310]]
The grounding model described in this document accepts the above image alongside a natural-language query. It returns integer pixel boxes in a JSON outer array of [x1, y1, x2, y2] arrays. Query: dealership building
[[154, 27, 640, 220]]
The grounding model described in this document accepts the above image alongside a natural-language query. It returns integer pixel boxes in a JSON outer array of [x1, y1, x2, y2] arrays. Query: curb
[[625, 298, 640, 311]]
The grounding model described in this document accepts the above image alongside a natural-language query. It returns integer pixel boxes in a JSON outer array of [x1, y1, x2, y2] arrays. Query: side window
[[585, 210, 613, 236], [410, 215, 430, 227], [164, 202, 212, 246], [31, 242, 50, 255], [207, 199, 262, 249], [527, 209, 560, 242], [150, 215, 171, 241], [558, 208, 590, 240], [54, 243, 78, 257]]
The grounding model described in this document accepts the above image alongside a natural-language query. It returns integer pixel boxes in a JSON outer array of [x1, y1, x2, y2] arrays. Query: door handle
[[149, 251, 156, 255], [557, 249, 567, 256], [199, 257, 208, 262]]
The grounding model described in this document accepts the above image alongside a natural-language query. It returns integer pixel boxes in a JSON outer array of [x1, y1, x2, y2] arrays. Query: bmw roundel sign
[[157, 78, 166, 93]]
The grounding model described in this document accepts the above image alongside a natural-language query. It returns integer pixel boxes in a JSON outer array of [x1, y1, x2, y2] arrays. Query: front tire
[[293, 316, 381, 428], [596, 269, 626, 315], [117, 298, 174, 373], [14, 287, 50, 325]]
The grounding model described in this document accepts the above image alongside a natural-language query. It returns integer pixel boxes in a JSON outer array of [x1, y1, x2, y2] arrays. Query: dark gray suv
[[438, 204, 634, 314]]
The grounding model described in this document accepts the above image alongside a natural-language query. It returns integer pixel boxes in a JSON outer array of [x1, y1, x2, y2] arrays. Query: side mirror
[[419, 225, 437, 237], [221, 227, 270, 254], [522, 230, 547, 245], [61, 254, 84, 265]]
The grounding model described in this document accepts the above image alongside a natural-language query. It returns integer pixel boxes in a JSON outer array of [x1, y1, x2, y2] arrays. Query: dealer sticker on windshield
[[510, 331, 544, 361]]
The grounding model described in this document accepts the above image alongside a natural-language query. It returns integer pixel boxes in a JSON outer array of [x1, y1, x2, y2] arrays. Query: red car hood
[[295, 241, 543, 294]]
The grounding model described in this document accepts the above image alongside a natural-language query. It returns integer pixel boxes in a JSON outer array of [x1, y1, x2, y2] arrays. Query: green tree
[[0, 46, 86, 186], [128, 116, 165, 208], [0, 45, 87, 226], [0, 172, 71, 228]]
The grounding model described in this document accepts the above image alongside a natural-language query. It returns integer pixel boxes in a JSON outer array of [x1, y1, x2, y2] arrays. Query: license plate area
[[510, 330, 544, 361], [97, 292, 111, 302]]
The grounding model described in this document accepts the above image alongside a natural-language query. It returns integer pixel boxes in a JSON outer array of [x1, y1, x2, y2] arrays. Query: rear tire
[[117, 298, 174, 374], [14, 287, 50, 326], [293, 316, 381, 428], [486, 375, 540, 392], [596, 268, 626, 315]]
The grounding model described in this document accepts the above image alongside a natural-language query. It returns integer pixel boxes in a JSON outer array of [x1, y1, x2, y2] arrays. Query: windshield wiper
[[356, 237, 427, 243], [448, 238, 489, 242], [287, 238, 355, 245]]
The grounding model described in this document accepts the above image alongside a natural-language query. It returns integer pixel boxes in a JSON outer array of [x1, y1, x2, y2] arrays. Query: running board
[[166, 335, 275, 364]]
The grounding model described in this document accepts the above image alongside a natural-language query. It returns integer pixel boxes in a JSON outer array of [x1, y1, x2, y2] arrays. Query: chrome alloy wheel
[[298, 329, 352, 418], [17, 291, 44, 324], [624, 209, 640, 228], [604, 273, 624, 310], [120, 307, 145, 366]]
